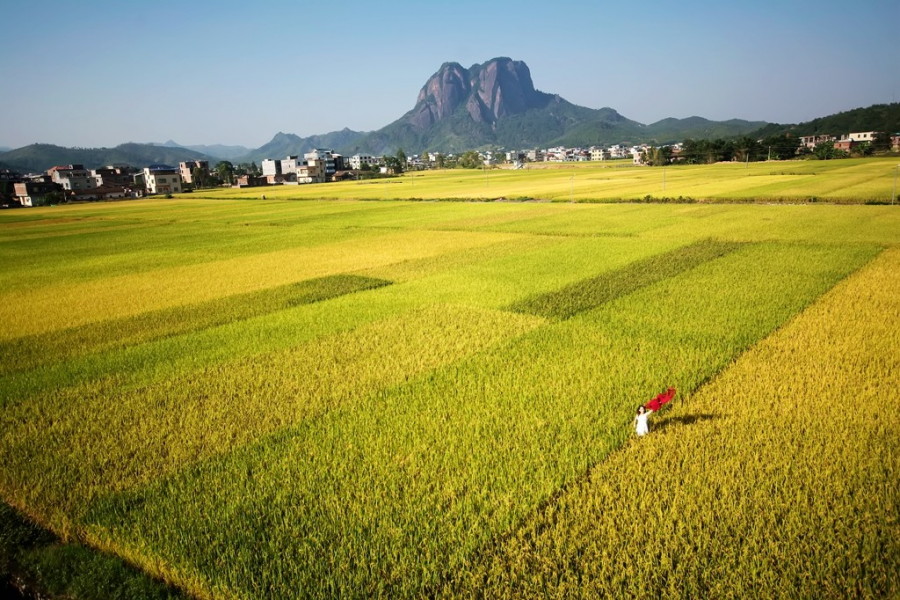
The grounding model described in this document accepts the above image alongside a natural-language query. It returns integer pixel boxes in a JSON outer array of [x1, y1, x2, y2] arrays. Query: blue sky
[[1, 0, 897, 149]]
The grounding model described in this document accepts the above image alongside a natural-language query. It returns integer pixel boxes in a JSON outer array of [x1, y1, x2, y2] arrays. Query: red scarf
[[645, 387, 676, 412]]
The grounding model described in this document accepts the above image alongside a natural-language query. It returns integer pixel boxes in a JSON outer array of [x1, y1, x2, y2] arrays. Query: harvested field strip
[[0, 274, 390, 377], [459, 247, 900, 599], [0, 305, 542, 526], [81, 242, 877, 599], [511, 239, 741, 319]]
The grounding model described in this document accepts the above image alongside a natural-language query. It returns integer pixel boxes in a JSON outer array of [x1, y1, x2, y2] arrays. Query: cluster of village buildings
[[4, 161, 206, 206], [798, 131, 898, 152], [2, 131, 897, 207]]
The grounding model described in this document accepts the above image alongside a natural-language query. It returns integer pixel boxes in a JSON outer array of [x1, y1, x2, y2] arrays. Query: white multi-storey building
[[349, 154, 376, 170], [280, 156, 299, 175], [261, 159, 281, 176], [304, 149, 335, 177], [591, 147, 611, 161], [843, 132, 877, 142], [49, 164, 95, 190], [143, 165, 182, 194]]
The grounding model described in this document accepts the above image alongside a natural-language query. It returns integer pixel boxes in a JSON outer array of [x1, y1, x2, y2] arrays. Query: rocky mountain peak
[[409, 58, 550, 129]]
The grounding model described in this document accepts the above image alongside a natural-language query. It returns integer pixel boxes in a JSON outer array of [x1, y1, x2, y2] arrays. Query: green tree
[[852, 141, 872, 157], [41, 190, 65, 206], [382, 155, 403, 175], [191, 167, 205, 189], [872, 131, 892, 153], [457, 150, 482, 169], [762, 135, 800, 160], [733, 137, 760, 163], [395, 148, 407, 172], [216, 161, 234, 185], [814, 141, 835, 160], [641, 146, 671, 166], [435, 153, 445, 169]]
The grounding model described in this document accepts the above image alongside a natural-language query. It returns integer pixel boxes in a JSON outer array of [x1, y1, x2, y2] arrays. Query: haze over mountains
[[1, 57, 895, 172]]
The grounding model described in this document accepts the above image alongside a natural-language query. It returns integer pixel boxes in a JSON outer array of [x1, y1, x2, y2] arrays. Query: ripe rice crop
[[0, 199, 897, 599], [459, 246, 900, 599], [0, 228, 519, 341], [81, 242, 876, 598], [0, 274, 390, 377], [185, 157, 900, 203], [511, 239, 742, 319], [0, 305, 542, 526]]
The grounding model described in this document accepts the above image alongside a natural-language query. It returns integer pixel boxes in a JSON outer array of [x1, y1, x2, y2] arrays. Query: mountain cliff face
[[355, 57, 650, 154], [409, 58, 553, 130]]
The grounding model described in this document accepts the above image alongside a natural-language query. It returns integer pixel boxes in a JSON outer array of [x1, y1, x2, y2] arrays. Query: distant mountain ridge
[[0, 143, 217, 173], [747, 102, 900, 140], [347, 57, 766, 154], [4, 57, 896, 172], [159, 140, 251, 160], [234, 129, 368, 164]]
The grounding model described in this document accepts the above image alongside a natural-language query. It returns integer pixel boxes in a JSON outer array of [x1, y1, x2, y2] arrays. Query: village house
[[799, 134, 834, 149], [14, 180, 60, 206], [68, 186, 133, 202], [297, 159, 326, 184], [0, 169, 22, 185], [304, 149, 336, 178], [143, 164, 182, 195], [235, 174, 266, 188], [261, 158, 281, 177], [591, 147, 611, 161], [92, 165, 137, 187], [179, 160, 210, 185], [833, 139, 856, 153], [279, 156, 299, 183], [842, 132, 877, 143], [526, 149, 543, 162], [49, 164, 95, 190], [349, 154, 376, 170]]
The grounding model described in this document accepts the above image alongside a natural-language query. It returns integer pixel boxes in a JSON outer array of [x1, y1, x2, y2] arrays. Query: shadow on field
[[655, 413, 716, 432]]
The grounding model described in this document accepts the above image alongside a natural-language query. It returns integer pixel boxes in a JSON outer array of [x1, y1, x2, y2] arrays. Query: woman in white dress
[[633, 405, 653, 436]]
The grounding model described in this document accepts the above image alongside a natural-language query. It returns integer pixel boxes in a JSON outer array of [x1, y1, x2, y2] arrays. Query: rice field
[[1, 198, 898, 599], [183, 157, 900, 203]]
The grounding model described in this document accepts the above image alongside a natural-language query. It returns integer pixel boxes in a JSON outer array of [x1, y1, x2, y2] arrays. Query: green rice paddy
[[1, 188, 898, 598]]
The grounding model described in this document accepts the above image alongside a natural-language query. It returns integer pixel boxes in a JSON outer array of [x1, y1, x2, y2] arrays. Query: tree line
[[649, 131, 895, 166]]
